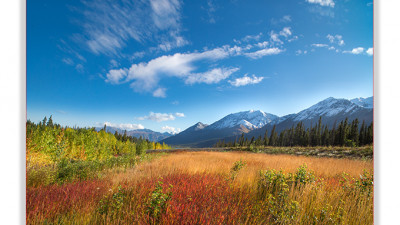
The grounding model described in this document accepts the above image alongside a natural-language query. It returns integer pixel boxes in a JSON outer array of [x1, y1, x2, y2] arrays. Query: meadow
[[27, 150, 373, 224]]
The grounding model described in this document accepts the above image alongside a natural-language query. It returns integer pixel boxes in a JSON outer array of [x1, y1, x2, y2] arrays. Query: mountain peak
[[350, 96, 373, 108], [207, 110, 279, 130]]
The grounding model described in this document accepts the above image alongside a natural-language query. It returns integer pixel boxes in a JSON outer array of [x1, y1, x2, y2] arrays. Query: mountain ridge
[[161, 96, 373, 147]]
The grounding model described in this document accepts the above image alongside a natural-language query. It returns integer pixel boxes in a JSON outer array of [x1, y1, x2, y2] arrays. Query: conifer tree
[[359, 120, 366, 146], [263, 129, 269, 146], [47, 115, 54, 127], [269, 125, 277, 146]]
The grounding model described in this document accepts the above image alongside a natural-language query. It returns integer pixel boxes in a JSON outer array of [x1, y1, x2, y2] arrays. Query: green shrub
[[97, 186, 127, 217], [145, 180, 173, 224], [230, 159, 247, 181]]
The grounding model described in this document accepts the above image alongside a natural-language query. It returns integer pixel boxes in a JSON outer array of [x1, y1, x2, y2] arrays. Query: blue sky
[[27, 0, 373, 133]]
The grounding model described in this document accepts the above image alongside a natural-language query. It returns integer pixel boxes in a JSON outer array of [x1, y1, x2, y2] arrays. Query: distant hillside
[[96, 127, 172, 142]]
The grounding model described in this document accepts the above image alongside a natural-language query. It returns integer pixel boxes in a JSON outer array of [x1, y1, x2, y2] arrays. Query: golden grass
[[109, 151, 372, 187]]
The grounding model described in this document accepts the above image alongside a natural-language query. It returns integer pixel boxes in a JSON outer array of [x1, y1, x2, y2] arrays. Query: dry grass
[[109, 151, 372, 186]]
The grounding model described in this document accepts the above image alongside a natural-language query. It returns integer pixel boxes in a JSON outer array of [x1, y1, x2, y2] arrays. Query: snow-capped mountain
[[350, 97, 373, 108], [207, 110, 279, 130], [292, 97, 364, 122], [162, 96, 373, 147]]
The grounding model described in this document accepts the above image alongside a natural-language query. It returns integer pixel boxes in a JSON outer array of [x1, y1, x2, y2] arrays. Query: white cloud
[[110, 59, 119, 68], [185, 67, 239, 85], [75, 64, 84, 73], [229, 74, 264, 87], [366, 48, 373, 56], [327, 34, 344, 46], [77, 0, 186, 56], [62, 58, 74, 65], [311, 43, 328, 48], [343, 47, 364, 55], [255, 41, 269, 48], [161, 125, 181, 134], [105, 68, 128, 84], [137, 112, 185, 122], [296, 50, 307, 55], [271, 15, 292, 25], [270, 31, 283, 44], [103, 122, 144, 130], [282, 15, 292, 22], [174, 112, 185, 117], [306, 0, 335, 8], [153, 88, 167, 98], [279, 27, 292, 38], [242, 33, 262, 42], [245, 48, 283, 59], [107, 46, 236, 95], [270, 27, 292, 45]]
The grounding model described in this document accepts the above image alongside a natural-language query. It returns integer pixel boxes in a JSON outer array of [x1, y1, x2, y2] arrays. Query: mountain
[[226, 97, 373, 144], [96, 127, 172, 142], [162, 97, 373, 147], [162, 110, 279, 147], [207, 110, 279, 130], [350, 97, 373, 108]]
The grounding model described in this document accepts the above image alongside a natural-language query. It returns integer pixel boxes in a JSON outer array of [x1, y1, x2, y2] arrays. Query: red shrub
[[26, 179, 110, 222]]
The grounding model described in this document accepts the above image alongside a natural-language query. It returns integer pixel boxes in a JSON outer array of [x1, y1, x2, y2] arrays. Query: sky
[[27, 0, 373, 133]]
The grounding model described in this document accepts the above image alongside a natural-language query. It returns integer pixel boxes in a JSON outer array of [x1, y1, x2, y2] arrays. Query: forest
[[216, 117, 373, 148]]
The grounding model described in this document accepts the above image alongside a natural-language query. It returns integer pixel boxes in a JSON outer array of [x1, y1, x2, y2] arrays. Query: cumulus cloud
[[269, 27, 292, 45], [270, 31, 283, 45], [137, 112, 185, 122], [255, 41, 269, 48], [104, 28, 287, 97], [161, 126, 181, 134], [343, 47, 364, 55], [327, 34, 344, 46], [244, 48, 283, 59], [229, 74, 264, 87], [185, 67, 239, 85], [105, 69, 128, 84], [106, 46, 244, 96], [306, 0, 335, 7], [153, 88, 167, 98], [296, 50, 307, 55], [366, 48, 373, 56], [279, 27, 292, 38], [102, 122, 144, 130]]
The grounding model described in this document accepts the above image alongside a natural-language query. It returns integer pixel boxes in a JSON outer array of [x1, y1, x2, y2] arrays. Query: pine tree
[[269, 125, 277, 146], [47, 115, 54, 127], [349, 118, 359, 146], [359, 120, 366, 146], [239, 133, 245, 146], [263, 129, 269, 146]]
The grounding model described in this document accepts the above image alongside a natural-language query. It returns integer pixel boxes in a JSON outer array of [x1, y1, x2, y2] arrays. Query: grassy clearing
[[27, 151, 373, 224]]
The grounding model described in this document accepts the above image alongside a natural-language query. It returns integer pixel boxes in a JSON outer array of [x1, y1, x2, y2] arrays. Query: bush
[[145, 180, 173, 224]]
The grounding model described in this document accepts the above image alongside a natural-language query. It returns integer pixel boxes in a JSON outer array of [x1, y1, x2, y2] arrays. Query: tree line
[[27, 116, 170, 162], [216, 117, 373, 148]]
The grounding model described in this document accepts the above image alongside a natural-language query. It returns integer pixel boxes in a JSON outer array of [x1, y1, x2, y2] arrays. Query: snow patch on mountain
[[208, 110, 279, 130], [350, 97, 373, 108], [293, 97, 364, 121]]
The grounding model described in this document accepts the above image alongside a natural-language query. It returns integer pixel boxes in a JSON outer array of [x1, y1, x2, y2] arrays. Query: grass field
[[27, 151, 373, 224]]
